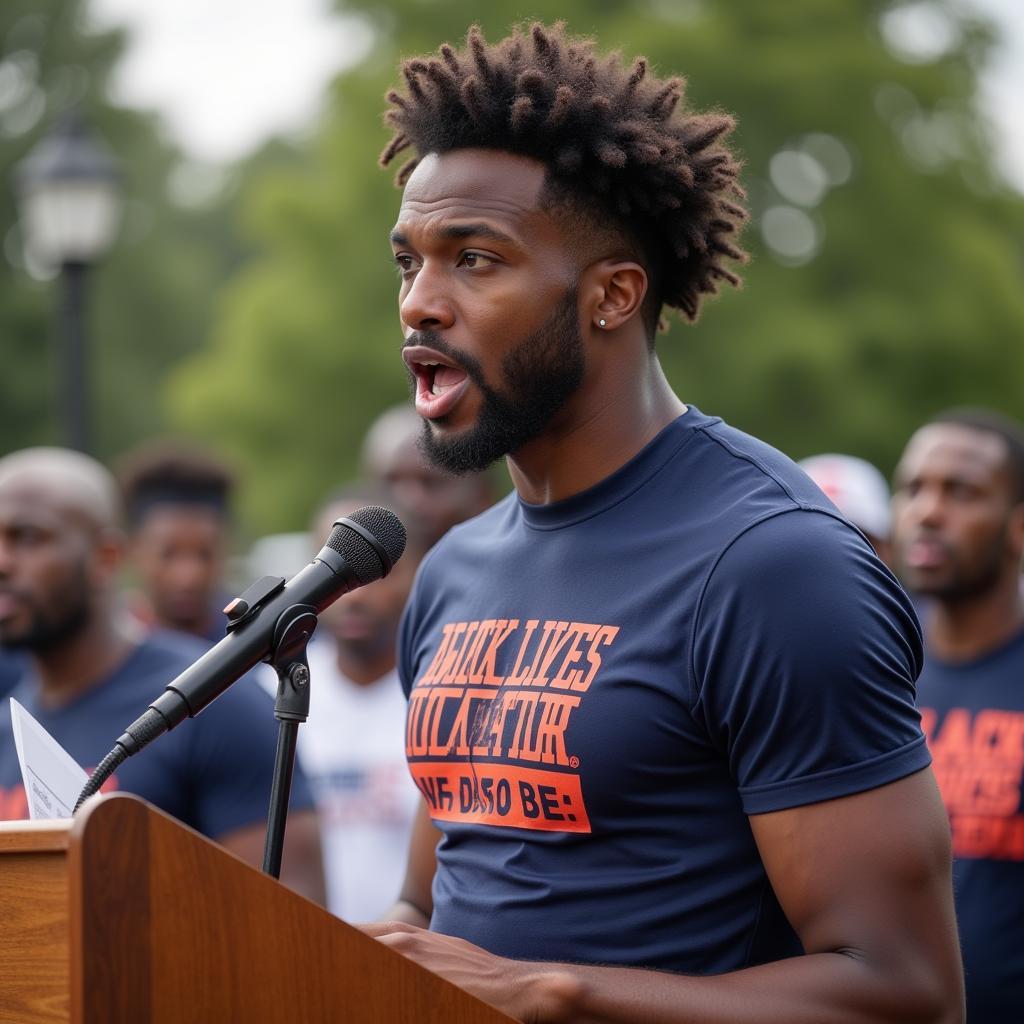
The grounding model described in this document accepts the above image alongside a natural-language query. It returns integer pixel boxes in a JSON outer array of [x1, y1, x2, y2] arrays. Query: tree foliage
[[0, 0, 245, 458], [168, 0, 1024, 535]]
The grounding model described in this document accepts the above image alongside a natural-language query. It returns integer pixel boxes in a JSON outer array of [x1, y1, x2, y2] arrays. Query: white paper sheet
[[9, 697, 88, 820]]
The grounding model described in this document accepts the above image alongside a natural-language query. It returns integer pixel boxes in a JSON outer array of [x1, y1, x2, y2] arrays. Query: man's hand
[[363, 921, 579, 1024]]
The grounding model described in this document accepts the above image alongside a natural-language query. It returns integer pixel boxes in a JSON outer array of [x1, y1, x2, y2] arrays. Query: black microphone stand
[[261, 604, 318, 879]]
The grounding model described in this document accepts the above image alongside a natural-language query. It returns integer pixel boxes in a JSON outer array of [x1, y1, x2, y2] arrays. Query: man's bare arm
[[380, 798, 439, 926], [368, 770, 964, 1023]]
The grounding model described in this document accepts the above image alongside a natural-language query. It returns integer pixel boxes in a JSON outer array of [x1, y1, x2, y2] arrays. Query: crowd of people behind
[[0, 401, 1021, 1017], [0, 401, 493, 915]]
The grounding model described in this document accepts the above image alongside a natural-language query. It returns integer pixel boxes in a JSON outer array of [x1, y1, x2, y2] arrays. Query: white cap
[[797, 454, 892, 541]]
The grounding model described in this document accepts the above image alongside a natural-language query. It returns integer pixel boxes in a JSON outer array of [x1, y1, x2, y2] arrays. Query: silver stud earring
[[598, 318, 607, 328]]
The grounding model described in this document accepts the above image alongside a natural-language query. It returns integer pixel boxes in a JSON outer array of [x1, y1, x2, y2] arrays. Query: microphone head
[[326, 506, 407, 584]]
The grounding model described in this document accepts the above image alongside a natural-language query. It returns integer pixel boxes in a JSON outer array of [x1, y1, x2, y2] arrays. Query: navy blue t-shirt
[[918, 628, 1024, 1023], [0, 631, 313, 839], [398, 407, 928, 974]]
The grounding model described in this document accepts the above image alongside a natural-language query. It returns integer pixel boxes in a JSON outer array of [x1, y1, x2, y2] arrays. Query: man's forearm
[[528, 949, 961, 1024]]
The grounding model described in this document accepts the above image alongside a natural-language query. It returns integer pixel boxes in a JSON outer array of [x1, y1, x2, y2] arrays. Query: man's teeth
[[421, 360, 442, 396]]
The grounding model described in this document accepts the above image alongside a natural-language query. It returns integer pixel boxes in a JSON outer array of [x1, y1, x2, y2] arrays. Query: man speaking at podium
[[366, 23, 964, 1024]]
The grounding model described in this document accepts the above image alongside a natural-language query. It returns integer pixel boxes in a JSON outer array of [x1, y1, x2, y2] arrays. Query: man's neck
[[335, 646, 396, 688], [31, 613, 136, 709], [926, 575, 1024, 663], [507, 354, 686, 505]]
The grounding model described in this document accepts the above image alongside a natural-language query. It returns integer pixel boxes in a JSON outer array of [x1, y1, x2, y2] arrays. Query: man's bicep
[[751, 770, 962, 992]]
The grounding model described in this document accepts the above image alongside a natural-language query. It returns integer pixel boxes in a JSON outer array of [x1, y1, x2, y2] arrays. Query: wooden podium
[[0, 794, 515, 1023]]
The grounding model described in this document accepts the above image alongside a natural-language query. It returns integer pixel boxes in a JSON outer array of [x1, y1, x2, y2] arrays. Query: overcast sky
[[88, 0, 1024, 192]]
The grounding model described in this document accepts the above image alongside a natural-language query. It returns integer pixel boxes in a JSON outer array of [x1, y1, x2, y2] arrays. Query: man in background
[[361, 402, 495, 547], [893, 408, 1024, 1023], [0, 447, 325, 903], [799, 453, 893, 565], [117, 440, 235, 644], [292, 483, 427, 920]]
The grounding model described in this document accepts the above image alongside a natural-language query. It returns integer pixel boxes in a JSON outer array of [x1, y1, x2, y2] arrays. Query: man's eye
[[948, 482, 978, 500], [459, 252, 493, 269], [393, 253, 417, 274]]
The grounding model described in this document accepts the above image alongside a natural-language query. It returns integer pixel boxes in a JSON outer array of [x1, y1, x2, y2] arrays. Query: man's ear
[[580, 259, 648, 332]]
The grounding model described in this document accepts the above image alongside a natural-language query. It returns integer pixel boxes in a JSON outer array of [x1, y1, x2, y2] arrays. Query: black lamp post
[[16, 112, 121, 453]]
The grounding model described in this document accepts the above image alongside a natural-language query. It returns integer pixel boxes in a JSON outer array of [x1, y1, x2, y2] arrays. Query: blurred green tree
[[168, 0, 1024, 535], [0, 1, 246, 458]]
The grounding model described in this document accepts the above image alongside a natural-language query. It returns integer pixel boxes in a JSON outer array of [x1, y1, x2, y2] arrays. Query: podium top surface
[[0, 817, 71, 853]]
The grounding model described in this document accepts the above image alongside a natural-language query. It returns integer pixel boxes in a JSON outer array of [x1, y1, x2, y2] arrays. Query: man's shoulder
[[614, 411, 846, 567], [681, 411, 834, 515], [680, 415, 915, 643]]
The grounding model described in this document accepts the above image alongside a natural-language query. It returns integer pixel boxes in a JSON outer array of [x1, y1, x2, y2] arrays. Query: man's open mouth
[[403, 345, 471, 419]]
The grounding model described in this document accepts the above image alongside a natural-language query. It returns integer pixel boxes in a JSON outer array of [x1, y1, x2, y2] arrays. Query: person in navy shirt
[[365, 22, 963, 1024], [893, 408, 1024, 1023], [0, 447, 325, 904]]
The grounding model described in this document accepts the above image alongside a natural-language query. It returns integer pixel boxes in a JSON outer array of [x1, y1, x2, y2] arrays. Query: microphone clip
[[268, 605, 317, 724], [223, 575, 286, 633]]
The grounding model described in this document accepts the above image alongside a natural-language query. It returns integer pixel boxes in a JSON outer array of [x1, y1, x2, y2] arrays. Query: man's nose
[[400, 265, 455, 333]]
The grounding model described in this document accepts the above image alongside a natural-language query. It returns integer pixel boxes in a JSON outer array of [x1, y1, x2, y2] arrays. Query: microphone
[[73, 506, 406, 811]]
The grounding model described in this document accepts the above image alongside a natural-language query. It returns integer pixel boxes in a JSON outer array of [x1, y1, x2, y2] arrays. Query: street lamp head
[[16, 110, 122, 267]]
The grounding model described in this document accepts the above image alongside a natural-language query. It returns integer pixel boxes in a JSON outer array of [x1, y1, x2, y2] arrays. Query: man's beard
[[413, 287, 586, 475], [0, 566, 92, 654], [903, 529, 1010, 604]]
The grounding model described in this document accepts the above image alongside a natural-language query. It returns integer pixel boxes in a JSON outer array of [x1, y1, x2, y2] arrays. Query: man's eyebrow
[[439, 223, 518, 245], [389, 223, 519, 247]]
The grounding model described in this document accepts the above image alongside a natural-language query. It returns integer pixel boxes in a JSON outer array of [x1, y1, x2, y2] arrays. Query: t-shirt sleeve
[[183, 673, 316, 839], [691, 509, 929, 815]]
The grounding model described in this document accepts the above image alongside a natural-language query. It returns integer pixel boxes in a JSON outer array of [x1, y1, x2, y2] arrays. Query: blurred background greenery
[[2, 0, 1022, 539]]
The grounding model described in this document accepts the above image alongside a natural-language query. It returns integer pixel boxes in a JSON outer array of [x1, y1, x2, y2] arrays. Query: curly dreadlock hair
[[380, 22, 747, 328]]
